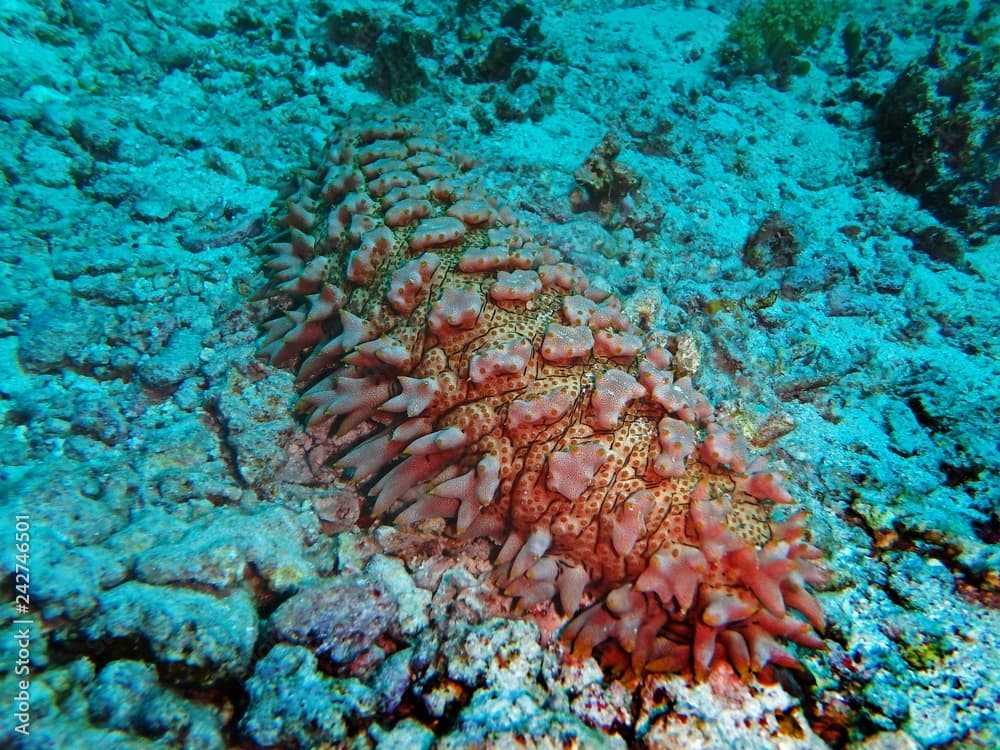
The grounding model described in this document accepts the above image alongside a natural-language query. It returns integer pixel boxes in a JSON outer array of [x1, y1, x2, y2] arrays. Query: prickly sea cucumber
[[258, 106, 827, 681]]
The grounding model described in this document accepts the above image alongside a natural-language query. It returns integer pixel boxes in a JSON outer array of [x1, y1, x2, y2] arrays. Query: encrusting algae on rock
[[257, 106, 827, 682]]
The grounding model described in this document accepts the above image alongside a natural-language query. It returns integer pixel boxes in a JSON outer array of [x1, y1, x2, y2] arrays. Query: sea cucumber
[[258, 106, 827, 681]]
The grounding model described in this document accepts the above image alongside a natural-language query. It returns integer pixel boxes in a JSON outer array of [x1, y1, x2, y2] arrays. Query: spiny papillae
[[258, 106, 827, 681]]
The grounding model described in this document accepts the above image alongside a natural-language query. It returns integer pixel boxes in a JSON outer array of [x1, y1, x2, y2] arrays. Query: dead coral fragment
[[741, 212, 802, 271], [569, 132, 662, 237]]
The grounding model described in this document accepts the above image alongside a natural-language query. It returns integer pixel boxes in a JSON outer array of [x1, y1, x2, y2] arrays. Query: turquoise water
[[0, 1, 997, 748]]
